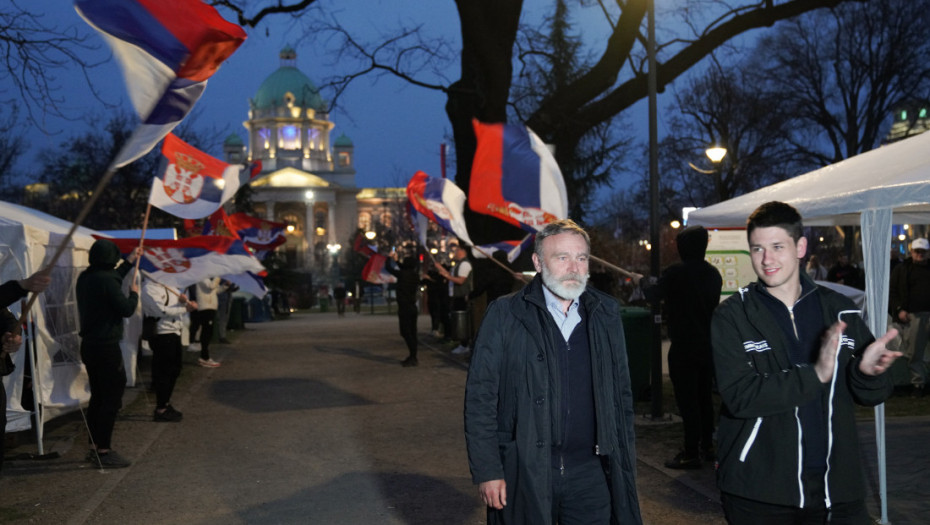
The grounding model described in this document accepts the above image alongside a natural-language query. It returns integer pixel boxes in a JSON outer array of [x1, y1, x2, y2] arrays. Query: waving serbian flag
[[150, 134, 240, 219], [224, 213, 287, 259], [361, 253, 396, 284], [469, 120, 568, 232], [75, 0, 246, 168], [102, 236, 264, 290], [223, 271, 267, 299], [406, 171, 473, 245]]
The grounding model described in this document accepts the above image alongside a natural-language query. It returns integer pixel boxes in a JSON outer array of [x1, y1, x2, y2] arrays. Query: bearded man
[[464, 219, 642, 525]]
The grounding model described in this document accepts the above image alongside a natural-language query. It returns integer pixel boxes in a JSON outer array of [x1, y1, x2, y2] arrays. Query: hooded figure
[[75, 238, 139, 468], [645, 225, 723, 468]]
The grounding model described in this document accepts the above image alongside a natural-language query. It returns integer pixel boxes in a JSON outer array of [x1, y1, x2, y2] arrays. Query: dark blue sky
[[12, 3, 660, 193]]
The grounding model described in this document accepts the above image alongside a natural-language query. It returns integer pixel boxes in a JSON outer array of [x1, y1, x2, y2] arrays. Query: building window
[[279, 125, 300, 150], [307, 128, 320, 150], [920, 108, 928, 119], [282, 213, 302, 235], [258, 128, 272, 150], [338, 151, 351, 167], [901, 110, 908, 121]]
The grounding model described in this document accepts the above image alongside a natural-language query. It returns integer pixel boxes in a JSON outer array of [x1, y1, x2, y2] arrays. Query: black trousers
[[150, 333, 182, 409], [668, 351, 715, 456], [397, 302, 418, 358], [191, 309, 216, 360], [80, 340, 126, 450], [1, 379, 6, 471], [550, 455, 611, 525]]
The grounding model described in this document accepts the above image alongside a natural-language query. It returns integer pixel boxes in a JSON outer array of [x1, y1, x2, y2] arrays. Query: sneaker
[[198, 358, 221, 368], [153, 407, 182, 422], [86, 449, 131, 469], [431, 330, 443, 338], [401, 357, 419, 367], [186, 342, 201, 352], [451, 345, 471, 355], [664, 451, 702, 470]]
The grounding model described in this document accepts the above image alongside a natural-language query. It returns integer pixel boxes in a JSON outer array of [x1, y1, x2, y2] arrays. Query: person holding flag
[[76, 239, 142, 469]]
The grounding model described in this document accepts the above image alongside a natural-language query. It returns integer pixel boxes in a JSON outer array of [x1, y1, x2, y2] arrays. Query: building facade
[[224, 46, 404, 281]]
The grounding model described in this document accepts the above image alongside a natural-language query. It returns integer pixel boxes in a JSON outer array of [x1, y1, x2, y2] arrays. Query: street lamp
[[706, 145, 727, 163], [326, 243, 342, 279]]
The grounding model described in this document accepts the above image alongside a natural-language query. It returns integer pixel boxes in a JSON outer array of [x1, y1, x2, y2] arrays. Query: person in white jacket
[[142, 279, 197, 422]]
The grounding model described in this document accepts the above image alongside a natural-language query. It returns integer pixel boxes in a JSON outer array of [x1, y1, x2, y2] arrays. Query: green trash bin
[[620, 306, 652, 402], [318, 296, 330, 312]]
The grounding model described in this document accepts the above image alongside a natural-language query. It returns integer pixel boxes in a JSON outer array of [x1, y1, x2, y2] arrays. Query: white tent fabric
[[0, 201, 98, 442], [689, 131, 930, 524]]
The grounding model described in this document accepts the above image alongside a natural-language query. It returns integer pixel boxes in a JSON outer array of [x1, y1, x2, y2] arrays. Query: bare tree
[[0, 1, 103, 129], [755, 0, 930, 164], [659, 63, 807, 208]]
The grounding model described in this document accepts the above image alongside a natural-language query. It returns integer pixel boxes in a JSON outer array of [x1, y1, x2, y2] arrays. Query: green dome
[[224, 133, 244, 146], [333, 133, 353, 147], [253, 65, 324, 111]]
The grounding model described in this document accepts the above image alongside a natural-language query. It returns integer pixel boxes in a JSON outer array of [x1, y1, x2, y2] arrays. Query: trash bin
[[620, 306, 652, 401], [319, 296, 330, 312], [450, 309, 471, 342]]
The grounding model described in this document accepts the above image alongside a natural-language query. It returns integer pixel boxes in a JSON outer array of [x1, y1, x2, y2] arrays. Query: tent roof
[[689, 131, 930, 227], [0, 200, 98, 238]]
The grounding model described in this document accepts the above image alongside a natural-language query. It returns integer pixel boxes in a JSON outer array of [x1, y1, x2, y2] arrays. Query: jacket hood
[[88, 239, 122, 268], [676, 225, 708, 261]]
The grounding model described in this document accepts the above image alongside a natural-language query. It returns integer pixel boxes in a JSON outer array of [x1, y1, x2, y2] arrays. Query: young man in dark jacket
[[465, 219, 642, 525], [76, 239, 140, 469], [712, 202, 900, 523]]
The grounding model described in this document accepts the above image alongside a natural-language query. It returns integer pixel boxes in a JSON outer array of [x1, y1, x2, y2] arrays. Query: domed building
[[224, 46, 400, 277]]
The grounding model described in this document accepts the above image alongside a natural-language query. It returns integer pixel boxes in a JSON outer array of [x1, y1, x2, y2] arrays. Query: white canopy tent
[[689, 130, 930, 524], [0, 201, 98, 454]]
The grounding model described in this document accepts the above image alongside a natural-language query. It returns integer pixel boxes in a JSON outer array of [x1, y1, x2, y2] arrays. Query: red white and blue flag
[[75, 0, 246, 168], [224, 213, 287, 259], [469, 120, 568, 232], [150, 134, 240, 219], [406, 171, 473, 246], [223, 271, 268, 299], [361, 253, 396, 284], [103, 235, 264, 290]]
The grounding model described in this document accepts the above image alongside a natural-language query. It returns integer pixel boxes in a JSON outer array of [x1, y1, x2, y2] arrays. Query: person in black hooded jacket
[[646, 225, 722, 469], [75, 239, 140, 469], [386, 251, 420, 367]]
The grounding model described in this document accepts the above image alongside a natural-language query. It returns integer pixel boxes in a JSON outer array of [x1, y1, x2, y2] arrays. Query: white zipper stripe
[[739, 417, 763, 462], [795, 407, 805, 507]]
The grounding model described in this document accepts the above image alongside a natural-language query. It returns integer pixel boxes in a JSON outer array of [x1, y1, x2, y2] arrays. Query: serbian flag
[[406, 171, 473, 246], [239, 160, 263, 185], [361, 253, 396, 284], [478, 234, 535, 263], [75, 0, 246, 168], [102, 235, 264, 290], [469, 120, 568, 232], [352, 230, 376, 258], [150, 134, 240, 219], [224, 213, 287, 259], [223, 271, 267, 299]]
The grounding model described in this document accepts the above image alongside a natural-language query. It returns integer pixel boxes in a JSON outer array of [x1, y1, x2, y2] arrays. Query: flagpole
[[135, 202, 153, 279], [16, 160, 124, 328]]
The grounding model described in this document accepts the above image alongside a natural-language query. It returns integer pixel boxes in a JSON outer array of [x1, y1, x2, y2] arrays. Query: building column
[[305, 202, 315, 271], [328, 203, 336, 244]]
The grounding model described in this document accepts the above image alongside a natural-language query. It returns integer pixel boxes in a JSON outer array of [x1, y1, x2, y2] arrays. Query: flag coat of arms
[[103, 236, 264, 290], [75, 0, 246, 168], [406, 171, 473, 245], [469, 120, 568, 232], [150, 134, 240, 219]]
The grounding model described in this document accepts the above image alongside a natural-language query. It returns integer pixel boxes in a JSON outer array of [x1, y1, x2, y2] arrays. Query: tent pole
[[26, 315, 44, 456]]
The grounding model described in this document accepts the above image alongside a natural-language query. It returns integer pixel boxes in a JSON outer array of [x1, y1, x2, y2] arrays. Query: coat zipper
[[739, 417, 763, 462]]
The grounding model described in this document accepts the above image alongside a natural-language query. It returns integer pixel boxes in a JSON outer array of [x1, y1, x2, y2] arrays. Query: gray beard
[[540, 266, 588, 302]]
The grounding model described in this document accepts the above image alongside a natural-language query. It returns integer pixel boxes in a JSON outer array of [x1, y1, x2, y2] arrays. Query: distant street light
[[706, 145, 728, 163]]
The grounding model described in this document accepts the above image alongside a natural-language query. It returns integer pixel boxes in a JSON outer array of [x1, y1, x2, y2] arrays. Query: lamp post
[[647, 0, 663, 419]]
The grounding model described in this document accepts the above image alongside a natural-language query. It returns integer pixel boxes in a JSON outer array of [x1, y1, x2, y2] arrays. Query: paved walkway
[[1, 311, 927, 524]]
